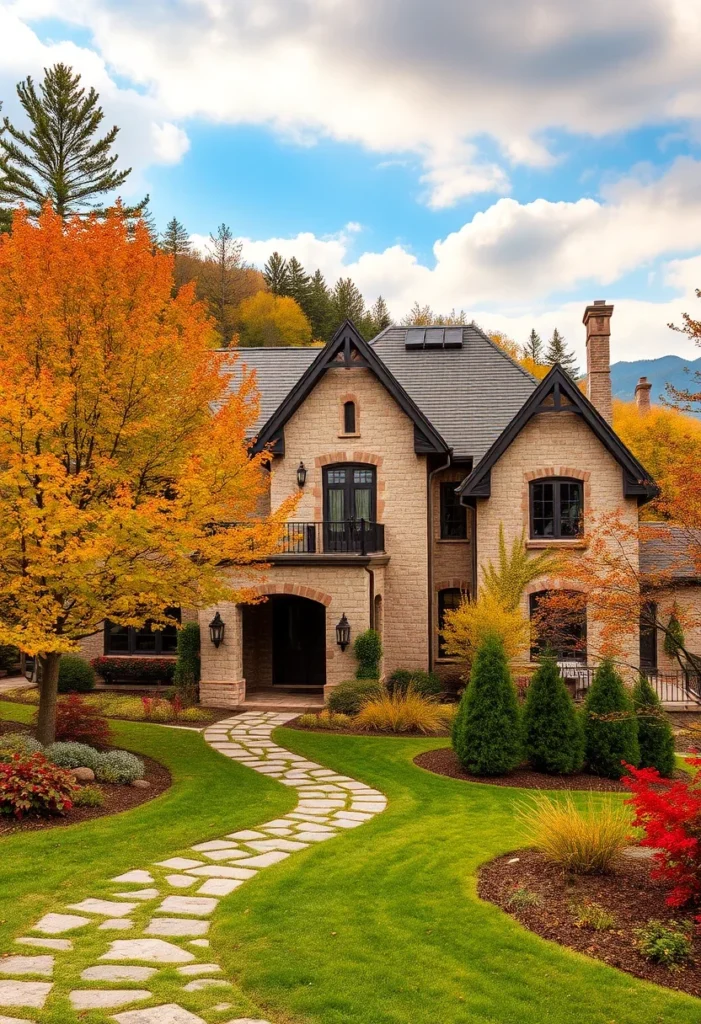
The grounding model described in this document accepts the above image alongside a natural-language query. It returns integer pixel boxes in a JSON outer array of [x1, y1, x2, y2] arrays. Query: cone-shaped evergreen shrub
[[584, 659, 639, 778], [523, 656, 584, 774], [452, 633, 521, 775], [633, 674, 676, 777]]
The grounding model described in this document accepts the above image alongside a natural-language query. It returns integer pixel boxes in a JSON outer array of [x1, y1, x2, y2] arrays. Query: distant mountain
[[610, 355, 701, 405]]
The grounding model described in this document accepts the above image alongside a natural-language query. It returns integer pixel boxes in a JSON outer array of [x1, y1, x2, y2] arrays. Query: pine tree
[[583, 659, 640, 778], [286, 256, 311, 308], [160, 217, 191, 257], [632, 674, 676, 777], [523, 656, 584, 774], [368, 295, 392, 335], [452, 634, 522, 775], [306, 269, 333, 341], [0, 64, 142, 219], [263, 251, 290, 295], [330, 277, 366, 333], [545, 328, 580, 378], [523, 328, 544, 363], [204, 223, 242, 346]]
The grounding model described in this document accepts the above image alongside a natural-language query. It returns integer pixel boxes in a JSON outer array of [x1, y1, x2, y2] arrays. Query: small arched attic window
[[343, 400, 357, 435]]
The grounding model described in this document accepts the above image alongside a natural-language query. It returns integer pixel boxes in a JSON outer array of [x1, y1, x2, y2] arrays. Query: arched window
[[438, 587, 464, 657], [529, 478, 583, 539], [529, 591, 586, 662], [343, 400, 357, 434]]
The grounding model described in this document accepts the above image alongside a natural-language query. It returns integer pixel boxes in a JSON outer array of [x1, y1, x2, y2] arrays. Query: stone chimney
[[635, 376, 652, 414], [583, 299, 613, 424]]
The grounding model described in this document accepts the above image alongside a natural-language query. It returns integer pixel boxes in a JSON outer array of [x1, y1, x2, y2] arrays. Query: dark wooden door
[[272, 597, 326, 688]]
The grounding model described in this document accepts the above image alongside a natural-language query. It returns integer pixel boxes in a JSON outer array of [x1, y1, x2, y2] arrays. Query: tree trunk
[[36, 652, 61, 745]]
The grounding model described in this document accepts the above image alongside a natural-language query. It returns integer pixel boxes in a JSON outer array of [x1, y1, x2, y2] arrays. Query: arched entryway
[[242, 594, 326, 693]]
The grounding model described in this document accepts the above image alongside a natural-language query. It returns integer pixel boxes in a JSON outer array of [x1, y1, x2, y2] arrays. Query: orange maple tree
[[0, 207, 295, 742]]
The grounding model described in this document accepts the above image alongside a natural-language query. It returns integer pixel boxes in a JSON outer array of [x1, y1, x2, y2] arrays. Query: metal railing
[[278, 520, 385, 555], [554, 663, 701, 704]]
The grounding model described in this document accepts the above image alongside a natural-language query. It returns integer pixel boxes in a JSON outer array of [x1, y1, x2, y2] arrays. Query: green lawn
[[2, 702, 699, 1024]]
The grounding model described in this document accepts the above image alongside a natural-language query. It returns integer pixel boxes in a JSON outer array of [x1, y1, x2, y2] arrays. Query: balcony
[[278, 520, 385, 556]]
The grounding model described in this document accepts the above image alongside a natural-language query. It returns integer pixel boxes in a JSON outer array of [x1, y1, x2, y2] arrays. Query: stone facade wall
[[78, 630, 104, 662], [476, 410, 640, 670]]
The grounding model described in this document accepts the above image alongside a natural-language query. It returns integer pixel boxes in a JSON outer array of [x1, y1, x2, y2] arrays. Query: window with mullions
[[438, 588, 464, 657], [530, 478, 583, 539], [440, 482, 467, 539], [105, 608, 181, 655], [529, 591, 586, 662]]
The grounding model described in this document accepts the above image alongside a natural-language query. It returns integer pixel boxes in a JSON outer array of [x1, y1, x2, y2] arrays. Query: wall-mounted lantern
[[208, 611, 225, 648], [336, 612, 351, 652], [296, 461, 307, 488]]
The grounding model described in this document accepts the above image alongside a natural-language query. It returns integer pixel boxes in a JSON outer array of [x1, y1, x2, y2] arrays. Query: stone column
[[583, 300, 613, 424], [635, 376, 652, 414], [198, 602, 246, 708]]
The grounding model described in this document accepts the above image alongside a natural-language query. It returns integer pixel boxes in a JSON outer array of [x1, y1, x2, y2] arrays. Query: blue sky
[[3, 0, 701, 362]]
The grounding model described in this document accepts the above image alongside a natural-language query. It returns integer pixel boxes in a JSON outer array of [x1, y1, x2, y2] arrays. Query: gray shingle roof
[[221, 325, 538, 461], [640, 524, 701, 580]]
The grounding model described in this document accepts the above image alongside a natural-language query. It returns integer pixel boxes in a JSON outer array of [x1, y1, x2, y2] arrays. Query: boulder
[[72, 767, 95, 783], [131, 779, 150, 789]]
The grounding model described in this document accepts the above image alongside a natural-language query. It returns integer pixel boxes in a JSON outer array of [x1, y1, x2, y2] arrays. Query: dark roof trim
[[457, 364, 658, 503], [251, 320, 449, 456]]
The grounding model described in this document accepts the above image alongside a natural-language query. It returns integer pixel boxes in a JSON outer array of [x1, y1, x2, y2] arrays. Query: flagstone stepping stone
[[196, 879, 244, 897], [263, 828, 293, 836], [101, 940, 194, 964], [155, 859, 204, 871], [0, 957, 53, 977], [351, 803, 385, 813], [224, 1019, 271, 1024], [69, 899, 137, 917], [201, 849, 249, 862], [186, 866, 256, 880], [226, 830, 265, 840], [260, 819, 294, 829], [290, 821, 334, 832], [112, 871, 154, 884], [296, 831, 334, 843], [188, 940, 209, 948], [100, 920, 135, 931], [145, 919, 209, 938], [191, 841, 238, 853], [176, 964, 221, 976], [15, 938, 72, 952], [165, 876, 197, 889], [0, 981, 52, 1008], [32, 914, 89, 934], [183, 978, 231, 992], [336, 811, 374, 821], [112, 1004, 206, 1024], [156, 896, 217, 916], [114, 889, 160, 901], [70, 989, 152, 1010], [235, 852, 289, 868], [333, 818, 363, 829], [81, 966, 157, 982], [246, 839, 307, 852]]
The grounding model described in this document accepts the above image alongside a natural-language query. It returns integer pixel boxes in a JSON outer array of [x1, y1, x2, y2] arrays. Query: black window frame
[[440, 482, 468, 540], [640, 600, 658, 671], [104, 608, 181, 656], [323, 463, 377, 523], [529, 590, 587, 662], [438, 587, 464, 657], [529, 477, 583, 539], [343, 401, 357, 434]]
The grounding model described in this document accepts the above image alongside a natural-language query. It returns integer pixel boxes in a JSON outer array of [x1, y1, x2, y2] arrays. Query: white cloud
[[150, 122, 190, 164]]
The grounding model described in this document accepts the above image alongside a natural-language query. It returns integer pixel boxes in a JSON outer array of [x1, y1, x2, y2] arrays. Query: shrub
[[522, 656, 584, 774], [441, 592, 530, 664], [353, 629, 382, 679], [571, 900, 616, 931], [506, 886, 542, 910], [635, 920, 693, 969], [452, 634, 521, 775], [0, 753, 76, 818], [58, 655, 96, 693], [179, 706, 211, 723], [0, 644, 19, 672], [355, 689, 447, 735], [387, 669, 441, 698], [327, 679, 383, 716], [518, 794, 630, 874], [297, 710, 352, 730], [96, 749, 145, 784], [633, 675, 676, 778], [45, 741, 103, 773], [173, 622, 200, 696], [53, 694, 111, 745], [73, 784, 105, 808], [0, 732, 43, 761], [91, 656, 176, 685], [583, 659, 639, 779]]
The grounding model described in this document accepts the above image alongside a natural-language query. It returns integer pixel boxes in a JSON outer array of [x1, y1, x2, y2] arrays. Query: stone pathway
[[0, 712, 387, 1024]]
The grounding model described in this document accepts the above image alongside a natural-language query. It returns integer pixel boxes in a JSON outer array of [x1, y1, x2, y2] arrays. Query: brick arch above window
[[243, 583, 333, 608], [434, 578, 471, 594]]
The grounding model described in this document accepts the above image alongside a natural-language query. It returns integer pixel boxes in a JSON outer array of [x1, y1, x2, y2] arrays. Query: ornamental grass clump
[[522, 656, 584, 774], [297, 710, 352, 731], [518, 794, 631, 874], [583, 659, 639, 779], [355, 689, 447, 734], [452, 634, 521, 775], [633, 674, 676, 778]]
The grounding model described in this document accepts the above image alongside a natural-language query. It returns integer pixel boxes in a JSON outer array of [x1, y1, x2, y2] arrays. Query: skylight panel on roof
[[444, 328, 463, 349], [424, 328, 444, 348], [404, 327, 463, 350], [405, 328, 425, 349]]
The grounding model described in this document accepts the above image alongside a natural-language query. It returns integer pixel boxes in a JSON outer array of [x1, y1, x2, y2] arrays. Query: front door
[[323, 464, 376, 552], [272, 596, 326, 688]]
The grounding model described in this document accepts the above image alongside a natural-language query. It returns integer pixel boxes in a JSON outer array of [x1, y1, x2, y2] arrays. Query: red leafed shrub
[[624, 758, 701, 913], [92, 656, 176, 685], [0, 753, 76, 818], [53, 693, 111, 745]]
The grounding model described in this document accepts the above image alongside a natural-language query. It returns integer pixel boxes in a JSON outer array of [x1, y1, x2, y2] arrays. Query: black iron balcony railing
[[553, 663, 701, 704], [279, 520, 385, 555]]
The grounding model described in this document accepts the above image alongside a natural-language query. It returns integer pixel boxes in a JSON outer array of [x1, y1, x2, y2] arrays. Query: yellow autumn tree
[[0, 207, 296, 742], [488, 331, 550, 380], [237, 290, 312, 347]]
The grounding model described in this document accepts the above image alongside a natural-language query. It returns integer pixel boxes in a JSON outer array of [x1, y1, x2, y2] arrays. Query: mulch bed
[[0, 720, 171, 836], [479, 848, 701, 997], [669, 712, 701, 753], [288, 716, 451, 739], [414, 746, 636, 791], [0, 687, 232, 726]]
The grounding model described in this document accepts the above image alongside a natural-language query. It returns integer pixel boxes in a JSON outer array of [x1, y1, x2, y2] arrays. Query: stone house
[[80, 299, 699, 708]]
